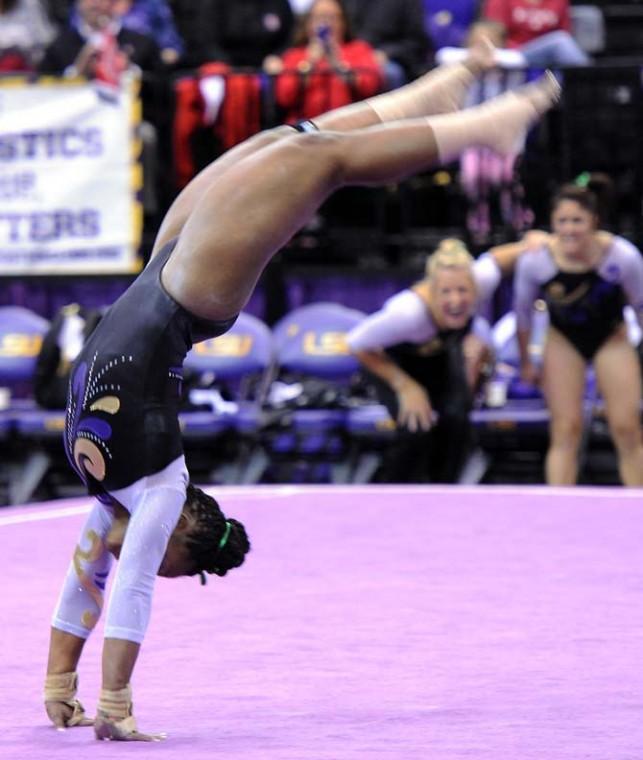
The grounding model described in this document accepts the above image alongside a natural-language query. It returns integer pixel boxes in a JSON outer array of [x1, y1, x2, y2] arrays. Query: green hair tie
[[198, 521, 233, 586], [218, 521, 232, 551], [574, 171, 591, 187]]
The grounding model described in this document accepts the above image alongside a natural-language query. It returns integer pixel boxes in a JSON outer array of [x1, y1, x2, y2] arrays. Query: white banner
[[0, 75, 142, 274]]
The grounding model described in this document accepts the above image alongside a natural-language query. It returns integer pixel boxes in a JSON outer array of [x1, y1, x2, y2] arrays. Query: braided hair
[[182, 484, 251, 584]]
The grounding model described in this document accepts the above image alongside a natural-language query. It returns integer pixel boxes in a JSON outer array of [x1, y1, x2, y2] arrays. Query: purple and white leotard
[[514, 235, 643, 359], [346, 253, 500, 353]]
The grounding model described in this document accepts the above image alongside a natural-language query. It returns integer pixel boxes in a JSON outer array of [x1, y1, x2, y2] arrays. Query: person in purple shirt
[[514, 177, 643, 486]]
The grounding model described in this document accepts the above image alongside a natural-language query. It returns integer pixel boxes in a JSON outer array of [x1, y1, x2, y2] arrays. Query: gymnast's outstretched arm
[[45, 499, 115, 728]]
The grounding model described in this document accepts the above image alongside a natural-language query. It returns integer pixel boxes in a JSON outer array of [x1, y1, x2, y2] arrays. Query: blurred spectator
[[514, 176, 643, 486], [482, 0, 590, 67], [115, 0, 184, 66], [274, 0, 383, 123], [0, 0, 54, 71], [39, 0, 164, 80], [187, 0, 294, 70], [45, 0, 74, 26], [165, 0, 197, 65], [436, 20, 531, 243], [342, 0, 430, 87], [288, 0, 313, 15], [423, 0, 478, 52], [169, 2, 293, 190], [39, 0, 166, 217], [437, 19, 527, 82], [346, 238, 507, 483], [34, 303, 103, 410]]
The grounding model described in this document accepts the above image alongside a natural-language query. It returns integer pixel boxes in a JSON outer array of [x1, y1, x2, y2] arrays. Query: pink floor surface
[[1, 485, 643, 760]]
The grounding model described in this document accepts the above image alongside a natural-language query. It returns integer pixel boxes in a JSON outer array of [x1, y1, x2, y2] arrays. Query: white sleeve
[[474, 253, 502, 304], [611, 238, 643, 329], [471, 315, 493, 348], [346, 291, 434, 352], [435, 47, 468, 65], [52, 500, 115, 639], [104, 484, 185, 643], [493, 49, 528, 68], [435, 47, 526, 69]]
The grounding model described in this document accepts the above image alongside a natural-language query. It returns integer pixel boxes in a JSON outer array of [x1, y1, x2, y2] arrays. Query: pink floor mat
[[1, 484, 643, 759]]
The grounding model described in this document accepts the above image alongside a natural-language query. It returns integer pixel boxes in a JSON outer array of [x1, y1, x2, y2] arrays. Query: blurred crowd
[[1, 1, 617, 241], [1, 1, 599, 85]]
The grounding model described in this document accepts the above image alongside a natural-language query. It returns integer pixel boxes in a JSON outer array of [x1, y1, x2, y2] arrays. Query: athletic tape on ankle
[[44, 671, 78, 702], [98, 685, 133, 720], [44, 671, 90, 727]]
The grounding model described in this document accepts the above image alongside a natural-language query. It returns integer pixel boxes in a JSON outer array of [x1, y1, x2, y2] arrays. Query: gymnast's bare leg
[[153, 40, 497, 251], [158, 73, 559, 322]]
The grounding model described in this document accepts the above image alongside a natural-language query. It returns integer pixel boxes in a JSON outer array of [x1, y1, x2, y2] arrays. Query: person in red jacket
[[482, 0, 589, 67], [273, 0, 383, 123]]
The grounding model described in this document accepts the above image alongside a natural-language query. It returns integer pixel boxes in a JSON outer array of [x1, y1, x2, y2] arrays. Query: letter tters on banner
[[0, 74, 143, 274]]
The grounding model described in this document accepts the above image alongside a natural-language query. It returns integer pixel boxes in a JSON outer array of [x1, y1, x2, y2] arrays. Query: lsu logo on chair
[[302, 331, 349, 356], [0, 332, 42, 357], [193, 334, 253, 357]]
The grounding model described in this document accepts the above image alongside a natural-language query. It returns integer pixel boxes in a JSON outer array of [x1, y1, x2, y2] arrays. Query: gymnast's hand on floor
[[44, 672, 93, 729], [45, 698, 93, 729], [94, 684, 166, 741], [94, 711, 167, 742]]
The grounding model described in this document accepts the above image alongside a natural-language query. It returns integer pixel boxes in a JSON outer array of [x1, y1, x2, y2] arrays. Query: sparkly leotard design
[[514, 237, 643, 359], [64, 239, 237, 500]]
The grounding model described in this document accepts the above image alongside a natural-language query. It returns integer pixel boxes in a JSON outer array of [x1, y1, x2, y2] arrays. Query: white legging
[[52, 456, 188, 644]]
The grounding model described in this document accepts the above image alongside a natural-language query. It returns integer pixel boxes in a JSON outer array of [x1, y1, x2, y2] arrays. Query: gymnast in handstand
[[44, 46, 559, 741]]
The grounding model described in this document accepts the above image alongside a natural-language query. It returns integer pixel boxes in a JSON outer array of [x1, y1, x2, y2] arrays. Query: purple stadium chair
[[267, 302, 393, 483], [181, 311, 275, 484], [0, 306, 68, 503]]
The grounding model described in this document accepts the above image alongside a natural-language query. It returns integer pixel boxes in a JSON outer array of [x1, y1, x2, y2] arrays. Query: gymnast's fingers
[[94, 714, 166, 742], [45, 701, 73, 730]]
